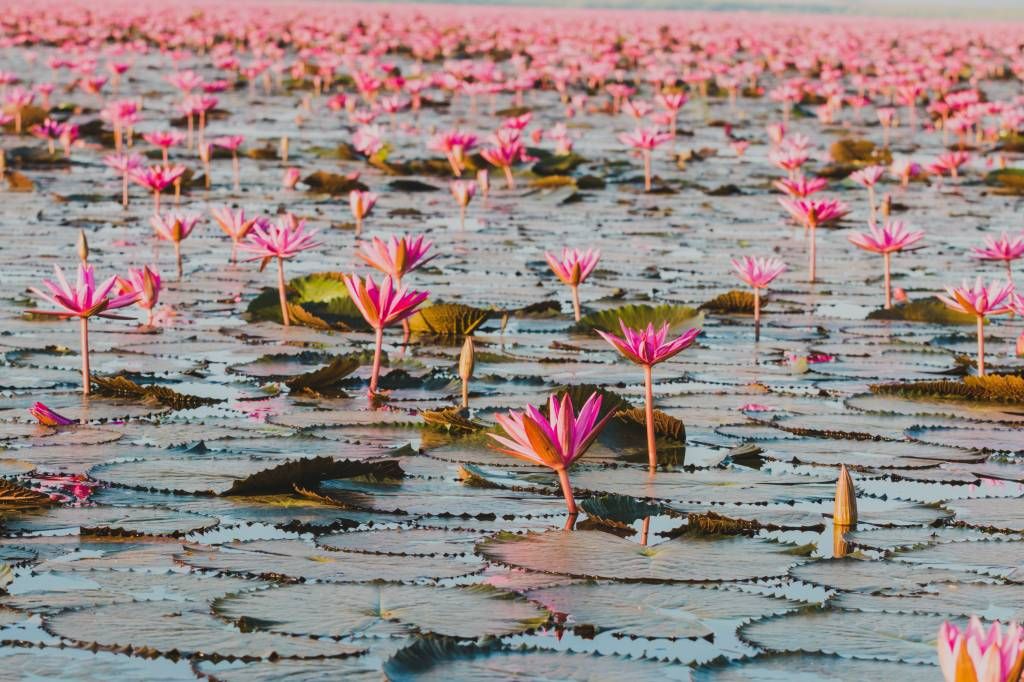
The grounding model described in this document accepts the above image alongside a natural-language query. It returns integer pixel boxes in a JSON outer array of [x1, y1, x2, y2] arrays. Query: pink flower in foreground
[[545, 248, 600, 322], [343, 274, 428, 394], [349, 190, 377, 236], [489, 392, 615, 515], [356, 234, 434, 284], [27, 264, 139, 395], [732, 256, 786, 341], [29, 402, 75, 426], [972, 233, 1024, 283], [116, 265, 162, 326], [241, 217, 322, 327], [938, 278, 1015, 376], [937, 618, 1024, 682], [848, 221, 924, 309], [598, 320, 700, 471]]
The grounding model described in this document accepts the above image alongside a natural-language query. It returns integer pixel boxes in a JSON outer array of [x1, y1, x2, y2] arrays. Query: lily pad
[[576, 304, 703, 333]]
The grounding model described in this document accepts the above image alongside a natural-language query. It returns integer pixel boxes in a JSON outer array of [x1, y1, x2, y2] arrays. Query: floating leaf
[[0, 505, 216, 537], [576, 303, 703, 333], [302, 170, 368, 195], [224, 457, 403, 496], [692, 654, 936, 681], [830, 138, 892, 165], [614, 407, 685, 442], [866, 297, 977, 325], [421, 407, 485, 434], [478, 530, 802, 582], [407, 304, 490, 337], [699, 290, 756, 314], [578, 493, 667, 529], [0, 649, 199, 681], [89, 374, 220, 409], [551, 384, 629, 420], [46, 601, 364, 660], [214, 583, 548, 639], [285, 356, 361, 394], [870, 375, 1024, 404], [790, 557, 983, 593], [246, 272, 366, 330], [318, 528, 484, 557], [0, 479, 58, 508]]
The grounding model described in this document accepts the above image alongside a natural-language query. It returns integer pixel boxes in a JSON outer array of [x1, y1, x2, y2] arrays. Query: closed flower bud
[[77, 229, 88, 263], [833, 464, 858, 526]]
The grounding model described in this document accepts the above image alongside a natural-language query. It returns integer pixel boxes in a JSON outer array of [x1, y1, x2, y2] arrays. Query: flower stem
[[976, 315, 985, 376], [808, 226, 817, 283], [883, 252, 892, 309], [80, 317, 90, 396], [570, 284, 581, 322], [557, 468, 577, 515], [275, 257, 291, 326], [754, 288, 761, 341], [643, 149, 652, 192], [174, 241, 182, 280], [643, 364, 657, 472], [122, 173, 129, 209], [370, 326, 384, 393]]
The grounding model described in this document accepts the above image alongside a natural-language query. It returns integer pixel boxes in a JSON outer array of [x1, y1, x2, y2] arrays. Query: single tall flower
[[212, 135, 245, 190], [104, 152, 143, 209], [480, 130, 533, 190], [142, 130, 185, 164], [780, 197, 850, 282], [241, 216, 322, 327], [132, 165, 186, 215], [618, 126, 672, 192], [938, 278, 1015, 376], [116, 265, 162, 326], [937, 617, 1024, 682], [356, 234, 434, 285], [598, 320, 700, 471], [972, 233, 1024, 284], [210, 206, 262, 264], [849, 165, 885, 223], [27, 264, 139, 395], [545, 248, 600, 322], [343, 274, 428, 394], [731, 256, 787, 341], [349, 190, 377, 236], [848, 220, 924, 309], [773, 175, 827, 198], [489, 392, 615, 515], [150, 212, 201, 279], [450, 180, 476, 229]]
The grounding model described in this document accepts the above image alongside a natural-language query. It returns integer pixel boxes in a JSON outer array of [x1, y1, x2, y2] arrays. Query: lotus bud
[[880, 193, 892, 220], [832, 523, 850, 558], [1017, 330, 1024, 358], [893, 287, 908, 304], [76, 230, 88, 263], [280, 135, 289, 163], [833, 464, 858, 526], [459, 336, 474, 408]]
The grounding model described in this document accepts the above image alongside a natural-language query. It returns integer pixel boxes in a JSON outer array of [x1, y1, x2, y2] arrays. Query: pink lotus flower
[[972, 233, 1024, 284], [356, 234, 434, 284], [618, 126, 672, 192], [29, 402, 75, 426], [938, 618, 1024, 682], [343, 274, 428, 394], [780, 198, 850, 282], [353, 125, 385, 157], [282, 167, 301, 190], [731, 256, 787, 341], [27, 264, 139, 395], [116, 265, 162, 326], [490, 392, 615, 515], [891, 158, 922, 188], [773, 175, 827, 198], [770, 148, 809, 177], [211, 206, 262, 263], [450, 180, 476, 228], [213, 135, 245, 190], [150, 212, 201, 279], [241, 216, 323, 327], [848, 221, 925, 309], [142, 130, 185, 164], [849, 165, 886, 222], [480, 130, 533, 190], [429, 130, 478, 176], [598, 320, 700, 471], [546, 248, 600, 322], [349, 190, 377, 236], [930, 151, 970, 180], [938, 278, 1016, 376], [132, 165, 186, 215]]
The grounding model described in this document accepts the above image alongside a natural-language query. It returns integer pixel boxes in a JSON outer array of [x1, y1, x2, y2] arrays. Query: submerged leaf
[[870, 375, 1024, 404]]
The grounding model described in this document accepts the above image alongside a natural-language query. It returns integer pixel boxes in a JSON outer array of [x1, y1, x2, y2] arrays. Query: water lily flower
[[116, 265, 162, 326], [142, 130, 185, 164], [241, 216, 322, 327], [356, 234, 434, 285], [779, 197, 850, 282], [731, 256, 787, 341], [343, 273, 428, 394], [27, 264, 139, 395], [150, 212, 201, 279], [489, 392, 615, 515], [773, 175, 827, 198], [429, 129, 477, 176], [353, 124, 385, 157], [480, 130, 532, 189], [598, 321, 700, 471], [211, 206, 263, 264], [212, 135, 245, 190], [282, 167, 301, 190], [937, 617, 1024, 682], [103, 154, 144, 211], [938, 278, 1015, 376], [849, 165, 886, 222], [545, 248, 600, 322], [848, 220, 924, 309], [972, 233, 1024, 284], [132, 165, 186, 215], [618, 126, 671, 192], [349, 190, 377, 236], [450, 180, 476, 228], [29, 402, 75, 426]]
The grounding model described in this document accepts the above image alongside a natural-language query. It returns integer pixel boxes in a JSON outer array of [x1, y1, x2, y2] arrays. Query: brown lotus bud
[[832, 523, 850, 559], [833, 464, 858, 526], [77, 229, 88, 263], [459, 336, 475, 382], [880, 193, 892, 220], [280, 135, 289, 163]]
